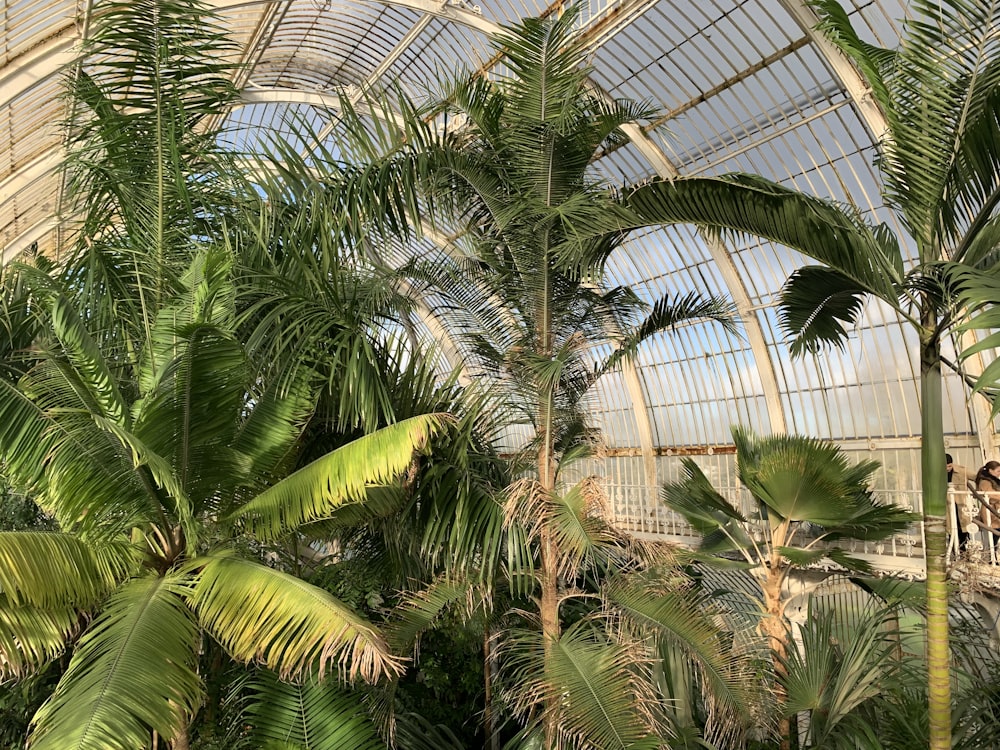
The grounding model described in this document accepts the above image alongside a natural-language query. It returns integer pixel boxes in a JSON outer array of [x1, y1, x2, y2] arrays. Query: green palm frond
[[187, 554, 403, 683], [732, 426, 882, 526], [607, 572, 755, 735], [385, 577, 478, 653], [626, 175, 905, 303], [492, 8, 591, 130], [548, 478, 619, 580], [502, 623, 661, 750], [0, 377, 58, 492], [0, 531, 131, 609], [232, 414, 448, 541], [48, 292, 128, 424], [394, 713, 467, 750], [133, 323, 249, 510], [779, 266, 869, 355], [814, 0, 1000, 251], [29, 574, 202, 750], [780, 607, 898, 748], [0, 602, 78, 679], [231, 371, 315, 483], [606, 291, 739, 371], [660, 459, 749, 555], [235, 670, 384, 750], [956, 264, 1000, 415], [0, 351, 167, 535]]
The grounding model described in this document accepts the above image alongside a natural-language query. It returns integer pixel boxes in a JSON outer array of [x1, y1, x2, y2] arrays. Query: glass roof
[[1, 0, 995, 492]]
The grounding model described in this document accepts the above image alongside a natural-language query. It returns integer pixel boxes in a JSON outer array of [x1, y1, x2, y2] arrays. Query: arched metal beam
[[206, 0, 496, 35]]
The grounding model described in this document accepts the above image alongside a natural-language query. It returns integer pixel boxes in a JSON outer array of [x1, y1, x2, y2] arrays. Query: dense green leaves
[[232, 414, 448, 540]]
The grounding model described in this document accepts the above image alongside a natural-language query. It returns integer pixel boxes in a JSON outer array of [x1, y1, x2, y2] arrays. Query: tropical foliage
[[0, 1, 450, 747], [0, 250, 447, 749], [626, 1, 1000, 745], [662, 427, 914, 746], [293, 7, 763, 748]]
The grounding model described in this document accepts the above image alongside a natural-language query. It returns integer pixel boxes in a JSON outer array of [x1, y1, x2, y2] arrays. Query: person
[[946, 453, 972, 489], [947, 454, 974, 550], [976, 461, 1000, 552]]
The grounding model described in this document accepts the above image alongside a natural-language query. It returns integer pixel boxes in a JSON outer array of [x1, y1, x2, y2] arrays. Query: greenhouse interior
[[1, 0, 1000, 747]]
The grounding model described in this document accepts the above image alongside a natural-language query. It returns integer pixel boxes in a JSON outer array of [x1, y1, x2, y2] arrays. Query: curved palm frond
[[816, 0, 1000, 251], [234, 670, 384, 750], [231, 414, 449, 540], [394, 712, 467, 750], [606, 291, 739, 371], [187, 554, 404, 683], [47, 290, 128, 424], [955, 264, 1000, 415], [607, 572, 757, 737], [133, 323, 249, 514], [0, 602, 78, 679], [660, 459, 750, 556], [779, 265, 869, 356], [501, 623, 662, 750], [626, 175, 905, 303], [0, 531, 132, 609], [29, 574, 202, 750], [385, 577, 479, 653], [780, 607, 898, 749], [0, 367, 165, 535]]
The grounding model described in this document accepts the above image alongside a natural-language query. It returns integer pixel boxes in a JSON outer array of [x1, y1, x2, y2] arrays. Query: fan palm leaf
[[627, 5, 1000, 743]]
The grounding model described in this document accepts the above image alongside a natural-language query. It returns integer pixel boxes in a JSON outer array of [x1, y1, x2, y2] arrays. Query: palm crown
[[0, 249, 445, 749]]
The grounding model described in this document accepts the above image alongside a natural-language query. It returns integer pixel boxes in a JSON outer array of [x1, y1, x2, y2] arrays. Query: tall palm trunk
[[920, 320, 951, 750], [539, 394, 561, 750], [763, 535, 793, 750]]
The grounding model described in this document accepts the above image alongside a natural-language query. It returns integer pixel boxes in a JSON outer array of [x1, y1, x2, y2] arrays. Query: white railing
[[604, 483, 1000, 580]]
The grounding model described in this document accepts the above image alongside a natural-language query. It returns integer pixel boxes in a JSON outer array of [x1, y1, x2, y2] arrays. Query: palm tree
[[303, 8, 754, 747], [625, 2, 1000, 745], [661, 426, 914, 747], [0, 1, 456, 747], [0, 250, 447, 749]]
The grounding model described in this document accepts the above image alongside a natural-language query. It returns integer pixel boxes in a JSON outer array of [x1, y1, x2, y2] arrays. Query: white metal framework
[[1, 0, 997, 502]]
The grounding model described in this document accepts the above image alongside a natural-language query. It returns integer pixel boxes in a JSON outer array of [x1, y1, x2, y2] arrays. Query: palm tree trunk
[[540, 526, 560, 749], [538, 377, 561, 750], [921, 326, 951, 750], [484, 625, 499, 750], [762, 571, 793, 750]]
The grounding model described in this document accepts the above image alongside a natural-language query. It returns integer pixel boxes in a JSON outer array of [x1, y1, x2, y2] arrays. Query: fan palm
[[301, 8, 751, 747], [661, 427, 913, 747], [625, 2, 1000, 745]]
